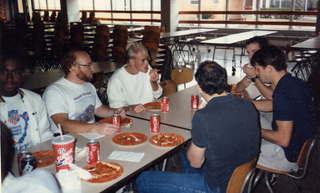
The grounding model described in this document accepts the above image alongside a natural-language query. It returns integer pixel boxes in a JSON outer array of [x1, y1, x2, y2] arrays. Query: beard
[[77, 71, 92, 82]]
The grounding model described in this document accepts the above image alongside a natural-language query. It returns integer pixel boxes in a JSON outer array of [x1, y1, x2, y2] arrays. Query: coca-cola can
[[52, 135, 75, 172], [150, 114, 160, 133], [20, 154, 37, 175], [191, 95, 199, 110], [160, 97, 170, 113], [17, 150, 31, 173], [112, 114, 121, 133], [87, 140, 100, 165]]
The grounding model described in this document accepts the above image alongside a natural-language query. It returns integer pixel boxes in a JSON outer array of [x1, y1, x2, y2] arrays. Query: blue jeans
[[136, 171, 221, 193], [136, 151, 221, 193]]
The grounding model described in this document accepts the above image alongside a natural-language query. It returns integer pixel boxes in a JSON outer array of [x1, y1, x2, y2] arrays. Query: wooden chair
[[171, 67, 193, 90], [254, 137, 317, 193], [226, 158, 257, 193], [160, 80, 177, 96]]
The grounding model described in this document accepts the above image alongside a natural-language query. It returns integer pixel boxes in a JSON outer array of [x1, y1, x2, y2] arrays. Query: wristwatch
[[250, 77, 257, 82]]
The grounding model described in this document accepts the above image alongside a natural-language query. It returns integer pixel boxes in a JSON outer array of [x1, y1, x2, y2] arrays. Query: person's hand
[[114, 108, 125, 117], [149, 69, 159, 82], [133, 104, 145, 113], [95, 123, 117, 135], [243, 64, 257, 78]]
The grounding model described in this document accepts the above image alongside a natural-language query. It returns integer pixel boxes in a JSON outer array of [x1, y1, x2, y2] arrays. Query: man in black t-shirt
[[251, 46, 315, 171], [136, 61, 260, 193]]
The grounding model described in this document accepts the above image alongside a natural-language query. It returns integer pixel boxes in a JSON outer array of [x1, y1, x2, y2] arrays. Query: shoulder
[[20, 88, 41, 99]]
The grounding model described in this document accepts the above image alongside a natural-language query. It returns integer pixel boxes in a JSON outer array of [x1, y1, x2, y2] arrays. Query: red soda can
[[87, 140, 100, 165], [191, 95, 199, 110], [112, 114, 121, 132], [160, 97, 170, 113], [20, 154, 37, 175], [150, 114, 160, 133]]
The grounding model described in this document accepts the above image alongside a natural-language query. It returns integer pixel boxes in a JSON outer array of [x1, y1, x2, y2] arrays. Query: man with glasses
[[107, 42, 162, 113], [43, 50, 118, 136]]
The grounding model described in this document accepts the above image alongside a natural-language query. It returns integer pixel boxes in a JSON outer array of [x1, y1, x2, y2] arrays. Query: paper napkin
[[108, 151, 145, 162]]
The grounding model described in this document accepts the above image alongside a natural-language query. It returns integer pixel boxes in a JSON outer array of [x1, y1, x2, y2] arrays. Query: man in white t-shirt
[[0, 54, 54, 152], [107, 42, 162, 113], [43, 50, 118, 135]]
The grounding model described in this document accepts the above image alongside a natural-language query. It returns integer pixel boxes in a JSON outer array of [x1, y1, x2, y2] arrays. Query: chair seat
[[256, 164, 289, 175]]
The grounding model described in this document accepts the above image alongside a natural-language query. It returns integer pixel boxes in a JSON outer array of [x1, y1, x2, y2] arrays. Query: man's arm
[[252, 99, 272, 112], [261, 120, 293, 147], [235, 77, 251, 93], [51, 113, 117, 135], [149, 69, 162, 98], [187, 142, 206, 168], [94, 105, 117, 118], [254, 79, 273, 99]]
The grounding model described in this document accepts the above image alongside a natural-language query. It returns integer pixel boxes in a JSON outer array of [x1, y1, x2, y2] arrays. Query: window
[[190, 0, 200, 5]]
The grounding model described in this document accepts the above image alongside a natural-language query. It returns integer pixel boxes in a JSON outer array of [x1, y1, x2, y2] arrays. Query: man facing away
[[251, 46, 315, 171], [43, 50, 118, 136], [0, 53, 54, 152], [136, 61, 260, 193], [107, 42, 162, 113]]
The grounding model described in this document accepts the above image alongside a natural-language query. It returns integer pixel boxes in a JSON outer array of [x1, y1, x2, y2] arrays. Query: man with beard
[[43, 50, 117, 135], [0, 53, 53, 152], [107, 43, 162, 113]]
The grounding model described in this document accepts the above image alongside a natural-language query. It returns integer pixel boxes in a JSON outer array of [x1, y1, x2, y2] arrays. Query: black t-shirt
[[192, 94, 260, 192], [272, 73, 315, 162]]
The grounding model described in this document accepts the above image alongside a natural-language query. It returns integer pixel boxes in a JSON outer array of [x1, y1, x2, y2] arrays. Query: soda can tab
[[20, 154, 37, 175], [112, 114, 121, 133], [191, 95, 199, 110], [87, 140, 100, 165], [160, 97, 170, 113], [150, 114, 160, 133]]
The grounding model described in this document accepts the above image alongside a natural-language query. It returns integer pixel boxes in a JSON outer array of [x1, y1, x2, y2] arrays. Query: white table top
[[161, 28, 217, 39], [127, 86, 199, 130], [12, 118, 191, 193], [201, 30, 277, 45], [291, 36, 320, 49]]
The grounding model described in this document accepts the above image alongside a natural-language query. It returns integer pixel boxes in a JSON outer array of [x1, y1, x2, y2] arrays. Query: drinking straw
[[58, 124, 64, 140]]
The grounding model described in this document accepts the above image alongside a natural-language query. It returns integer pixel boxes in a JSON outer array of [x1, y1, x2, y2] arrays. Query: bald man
[[43, 50, 118, 136]]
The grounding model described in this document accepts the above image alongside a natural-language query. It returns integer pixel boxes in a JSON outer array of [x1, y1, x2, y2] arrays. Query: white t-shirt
[[2, 94, 32, 152], [2, 170, 61, 193], [107, 66, 163, 108], [43, 78, 102, 123]]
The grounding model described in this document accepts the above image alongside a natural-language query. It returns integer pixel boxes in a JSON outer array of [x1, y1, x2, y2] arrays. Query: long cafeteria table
[[12, 117, 191, 193], [127, 86, 198, 130]]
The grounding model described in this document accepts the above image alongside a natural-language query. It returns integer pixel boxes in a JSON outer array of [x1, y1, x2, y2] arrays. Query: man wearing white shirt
[[107, 42, 162, 113], [43, 50, 118, 135], [0, 53, 53, 152]]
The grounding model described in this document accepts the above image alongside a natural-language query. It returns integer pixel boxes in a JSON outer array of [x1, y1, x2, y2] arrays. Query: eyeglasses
[[77, 62, 93, 67]]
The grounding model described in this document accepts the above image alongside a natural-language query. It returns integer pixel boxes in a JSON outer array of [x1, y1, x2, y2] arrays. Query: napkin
[[56, 169, 81, 193], [75, 146, 87, 161], [79, 133, 105, 140], [108, 151, 144, 162]]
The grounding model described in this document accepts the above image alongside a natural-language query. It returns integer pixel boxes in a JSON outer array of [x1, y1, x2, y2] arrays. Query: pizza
[[83, 161, 123, 183], [150, 133, 185, 147], [112, 132, 147, 146], [32, 150, 55, 168], [99, 117, 133, 127], [143, 101, 161, 111]]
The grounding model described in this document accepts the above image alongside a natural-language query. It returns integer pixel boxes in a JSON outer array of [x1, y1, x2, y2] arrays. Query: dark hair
[[245, 36, 269, 49], [0, 52, 26, 72], [251, 46, 287, 71], [1, 122, 15, 182], [61, 50, 83, 74], [195, 61, 229, 95]]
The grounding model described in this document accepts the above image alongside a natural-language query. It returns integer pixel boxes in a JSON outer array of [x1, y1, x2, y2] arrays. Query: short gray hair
[[126, 42, 148, 62]]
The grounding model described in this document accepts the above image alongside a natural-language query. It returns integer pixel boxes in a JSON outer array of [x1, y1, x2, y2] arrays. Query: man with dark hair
[[235, 36, 273, 99], [0, 54, 54, 152], [43, 50, 118, 137], [136, 61, 260, 193], [251, 46, 315, 171]]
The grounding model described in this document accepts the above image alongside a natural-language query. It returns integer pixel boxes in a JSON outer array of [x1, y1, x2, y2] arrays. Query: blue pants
[[135, 152, 221, 193]]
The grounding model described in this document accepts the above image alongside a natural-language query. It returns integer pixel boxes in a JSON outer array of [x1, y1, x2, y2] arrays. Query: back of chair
[[171, 67, 193, 85], [226, 158, 256, 193], [296, 137, 317, 172]]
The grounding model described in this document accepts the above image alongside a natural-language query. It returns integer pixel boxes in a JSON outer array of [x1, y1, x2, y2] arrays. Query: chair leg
[[252, 169, 264, 189], [265, 172, 275, 193]]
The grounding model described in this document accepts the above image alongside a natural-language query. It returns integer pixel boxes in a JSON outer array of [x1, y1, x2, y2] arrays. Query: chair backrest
[[226, 158, 256, 193], [170, 67, 193, 85], [296, 137, 317, 174]]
